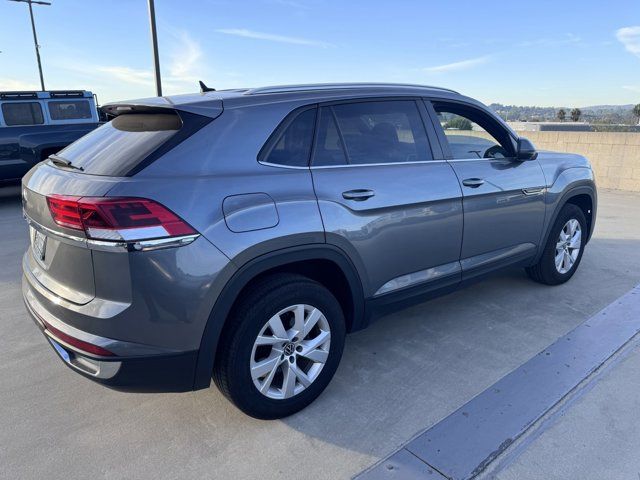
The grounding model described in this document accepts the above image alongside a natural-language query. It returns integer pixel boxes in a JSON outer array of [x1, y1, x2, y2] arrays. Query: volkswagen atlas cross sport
[[21, 83, 597, 419]]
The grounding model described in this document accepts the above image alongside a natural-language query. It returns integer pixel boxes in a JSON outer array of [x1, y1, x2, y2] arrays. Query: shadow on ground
[[1, 187, 638, 480]]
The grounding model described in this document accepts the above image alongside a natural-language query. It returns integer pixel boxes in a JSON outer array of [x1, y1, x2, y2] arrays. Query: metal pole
[[9, 0, 51, 91], [147, 0, 162, 97], [27, 1, 45, 91]]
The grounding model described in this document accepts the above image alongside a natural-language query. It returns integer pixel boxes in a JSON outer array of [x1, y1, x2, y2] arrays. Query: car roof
[[0, 90, 93, 101], [103, 83, 479, 117]]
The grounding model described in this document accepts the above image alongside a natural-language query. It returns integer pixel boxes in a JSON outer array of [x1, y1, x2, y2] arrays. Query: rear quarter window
[[48, 100, 92, 120], [259, 108, 317, 167], [1, 102, 44, 126], [54, 113, 182, 176]]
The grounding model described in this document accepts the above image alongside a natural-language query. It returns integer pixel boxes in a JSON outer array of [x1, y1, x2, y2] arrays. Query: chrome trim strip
[[522, 187, 546, 196], [48, 338, 122, 379], [310, 159, 449, 170], [374, 261, 461, 296], [24, 213, 200, 252]]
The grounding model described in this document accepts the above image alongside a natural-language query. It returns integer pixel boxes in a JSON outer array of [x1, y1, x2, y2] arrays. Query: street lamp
[[8, 0, 51, 91], [147, 0, 162, 97]]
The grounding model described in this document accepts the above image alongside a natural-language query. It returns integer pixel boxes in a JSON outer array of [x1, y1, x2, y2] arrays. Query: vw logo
[[283, 342, 295, 356]]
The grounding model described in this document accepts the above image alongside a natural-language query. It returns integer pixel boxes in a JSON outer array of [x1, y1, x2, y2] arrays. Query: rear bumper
[[23, 275, 198, 392]]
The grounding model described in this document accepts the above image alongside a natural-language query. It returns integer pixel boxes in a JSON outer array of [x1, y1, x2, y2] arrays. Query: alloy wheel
[[555, 219, 582, 274], [250, 304, 331, 400]]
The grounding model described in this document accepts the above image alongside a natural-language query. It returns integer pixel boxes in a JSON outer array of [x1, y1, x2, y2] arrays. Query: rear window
[[48, 100, 92, 120], [54, 113, 182, 176], [1, 102, 44, 126]]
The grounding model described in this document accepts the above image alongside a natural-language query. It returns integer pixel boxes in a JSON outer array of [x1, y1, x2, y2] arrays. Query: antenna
[[199, 81, 216, 93]]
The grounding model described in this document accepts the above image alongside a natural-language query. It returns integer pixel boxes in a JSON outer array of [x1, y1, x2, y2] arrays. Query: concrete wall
[[462, 131, 640, 192]]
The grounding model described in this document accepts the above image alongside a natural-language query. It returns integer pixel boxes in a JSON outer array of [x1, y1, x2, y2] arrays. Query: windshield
[[54, 113, 182, 176]]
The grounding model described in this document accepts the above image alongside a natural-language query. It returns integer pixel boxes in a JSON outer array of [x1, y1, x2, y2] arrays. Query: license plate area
[[30, 226, 47, 263]]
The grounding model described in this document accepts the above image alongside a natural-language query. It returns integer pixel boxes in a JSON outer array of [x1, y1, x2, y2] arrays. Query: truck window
[[48, 100, 92, 120], [1, 102, 44, 126]]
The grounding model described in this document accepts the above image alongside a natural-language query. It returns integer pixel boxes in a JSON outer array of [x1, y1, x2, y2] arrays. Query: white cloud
[[0, 78, 40, 91], [424, 56, 490, 73], [516, 33, 582, 48], [616, 26, 640, 58], [623, 85, 640, 92], [215, 28, 333, 47], [95, 66, 154, 87]]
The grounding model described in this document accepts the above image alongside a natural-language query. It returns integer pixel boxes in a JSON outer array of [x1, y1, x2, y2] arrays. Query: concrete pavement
[[1, 187, 639, 479]]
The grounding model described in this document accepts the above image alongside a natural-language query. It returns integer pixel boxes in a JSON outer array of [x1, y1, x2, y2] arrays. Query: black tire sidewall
[[225, 279, 345, 419]]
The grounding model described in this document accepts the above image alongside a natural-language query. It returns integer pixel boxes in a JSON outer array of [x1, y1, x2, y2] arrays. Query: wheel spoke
[[267, 313, 288, 339], [259, 359, 281, 394], [300, 330, 330, 355], [555, 250, 564, 270], [303, 308, 323, 337], [563, 251, 572, 270], [299, 347, 328, 364], [290, 363, 312, 388], [569, 229, 582, 249], [282, 363, 297, 398], [255, 335, 287, 346], [292, 305, 305, 336], [251, 354, 280, 380]]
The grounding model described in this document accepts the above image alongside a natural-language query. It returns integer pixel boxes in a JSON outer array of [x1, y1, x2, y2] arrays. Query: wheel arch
[[535, 184, 597, 264], [192, 244, 365, 390]]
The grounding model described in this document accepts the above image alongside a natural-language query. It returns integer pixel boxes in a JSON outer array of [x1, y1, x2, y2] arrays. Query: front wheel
[[526, 203, 587, 285], [213, 274, 346, 419]]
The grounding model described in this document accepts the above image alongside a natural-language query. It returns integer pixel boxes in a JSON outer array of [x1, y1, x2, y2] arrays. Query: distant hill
[[489, 103, 635, 124]]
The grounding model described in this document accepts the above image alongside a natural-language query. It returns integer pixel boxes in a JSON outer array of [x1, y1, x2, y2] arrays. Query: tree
[[570, 108, 582, 122], [634, 104, 640, 125], [443, 117, 473, 130], [557, 109, 566, 122]]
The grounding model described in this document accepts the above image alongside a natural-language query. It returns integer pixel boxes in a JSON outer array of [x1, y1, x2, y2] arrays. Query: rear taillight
[[46, 195, 196, 241]]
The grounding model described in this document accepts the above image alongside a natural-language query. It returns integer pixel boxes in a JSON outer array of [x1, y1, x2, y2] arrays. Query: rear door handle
[[462, 178, 485, 188], [342, 189, 375, 201]]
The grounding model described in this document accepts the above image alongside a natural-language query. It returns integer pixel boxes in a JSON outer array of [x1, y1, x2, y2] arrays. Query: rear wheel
[[213, 273, 345, 419], [526, 203, 587, 285]]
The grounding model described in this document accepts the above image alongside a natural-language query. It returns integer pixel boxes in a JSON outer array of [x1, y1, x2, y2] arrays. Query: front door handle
[[342, 189, 375, 201], [462, 178, 485, 188]]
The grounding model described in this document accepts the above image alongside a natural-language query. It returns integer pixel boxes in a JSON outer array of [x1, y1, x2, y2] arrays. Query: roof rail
[[0, 91, 38, 100], [244, 83, 459, 95]]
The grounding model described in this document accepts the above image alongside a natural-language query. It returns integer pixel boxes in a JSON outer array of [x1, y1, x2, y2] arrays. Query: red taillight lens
[[46, 195, 196, 241], [46, 195, 85, 230]]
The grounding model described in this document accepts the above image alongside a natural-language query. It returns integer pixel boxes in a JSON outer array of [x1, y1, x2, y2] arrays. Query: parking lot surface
[[1, 186, 639, 479]]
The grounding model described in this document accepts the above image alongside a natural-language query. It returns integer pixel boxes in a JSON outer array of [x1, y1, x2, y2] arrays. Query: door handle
[[342, 189, 375, 201], [462, 178, 485, 188]]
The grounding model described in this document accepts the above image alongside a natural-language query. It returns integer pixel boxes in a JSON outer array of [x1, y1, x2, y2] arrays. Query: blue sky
[[1, 0, 639, 106]]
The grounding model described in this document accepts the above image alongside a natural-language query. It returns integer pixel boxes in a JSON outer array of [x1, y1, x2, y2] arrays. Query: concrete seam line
[[478, 332, 640, 480], [355, 283, 640, 480]]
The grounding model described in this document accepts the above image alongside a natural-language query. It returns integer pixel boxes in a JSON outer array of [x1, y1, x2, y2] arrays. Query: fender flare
[[192, 244, 365, 390], [534, 184, 597, 263]]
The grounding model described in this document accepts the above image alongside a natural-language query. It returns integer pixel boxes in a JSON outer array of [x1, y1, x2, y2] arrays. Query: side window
[[1, 102, 44, 126], [261, 108, 316, 167], [48, 100, 92, 120], [432, 102, 515, 159], [321, 100, 432, 165]]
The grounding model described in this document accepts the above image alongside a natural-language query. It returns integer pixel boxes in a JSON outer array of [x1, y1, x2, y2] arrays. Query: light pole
[[9, 0, 51, 91], [147, 0, 162, 96]]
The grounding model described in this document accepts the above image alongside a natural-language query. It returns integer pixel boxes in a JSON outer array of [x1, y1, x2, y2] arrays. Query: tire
[[213, 273, 346, 419], [526, 203, 587, 285]]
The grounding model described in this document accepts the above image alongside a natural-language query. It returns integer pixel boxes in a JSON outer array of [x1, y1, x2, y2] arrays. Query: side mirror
[[517, 137, 538, 161]]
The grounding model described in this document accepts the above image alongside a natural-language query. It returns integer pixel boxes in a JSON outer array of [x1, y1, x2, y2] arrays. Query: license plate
[[31, 228, 47, 261]]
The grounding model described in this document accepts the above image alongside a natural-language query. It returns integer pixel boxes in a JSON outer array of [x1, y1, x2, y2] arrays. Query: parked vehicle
[[21, 84, 597, 418], [0, 90, 101, 182]]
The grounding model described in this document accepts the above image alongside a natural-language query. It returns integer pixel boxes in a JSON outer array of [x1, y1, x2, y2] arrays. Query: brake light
[[46, 195, 196, 241]]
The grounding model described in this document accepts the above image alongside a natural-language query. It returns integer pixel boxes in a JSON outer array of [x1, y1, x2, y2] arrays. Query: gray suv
[[21, 84, 597, 419]]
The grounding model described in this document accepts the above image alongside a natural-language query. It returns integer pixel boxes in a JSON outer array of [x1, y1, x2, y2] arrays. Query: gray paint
[[19, 83, 597, 389], [357, 283, 640, 480]]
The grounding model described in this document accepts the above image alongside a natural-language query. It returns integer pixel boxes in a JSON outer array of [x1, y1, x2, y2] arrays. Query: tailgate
[[22, 164, 120, 304]]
